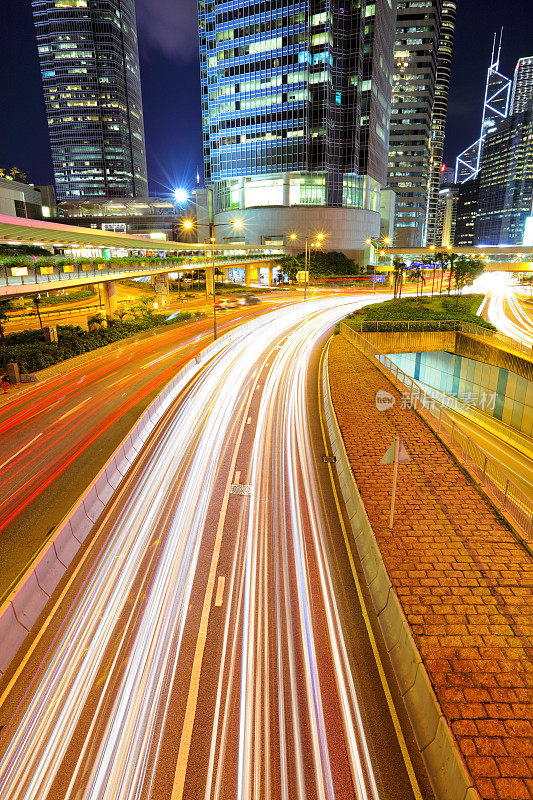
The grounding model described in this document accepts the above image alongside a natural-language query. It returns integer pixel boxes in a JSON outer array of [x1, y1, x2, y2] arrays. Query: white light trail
[[0, 295, 387, 800]]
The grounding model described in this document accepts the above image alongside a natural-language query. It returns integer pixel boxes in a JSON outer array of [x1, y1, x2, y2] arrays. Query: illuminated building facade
[[198, 0, 397, 257], [511, 56, 533, 114], [475, 101, 533, 246], [425, 0, 456, 245], [387, 0, 444, 247], [32, 0, 148, 201]]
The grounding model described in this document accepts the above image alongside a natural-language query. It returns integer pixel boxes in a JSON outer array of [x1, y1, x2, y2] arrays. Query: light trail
[[485, 283, 533, 346], [0, 296, 388, 800]]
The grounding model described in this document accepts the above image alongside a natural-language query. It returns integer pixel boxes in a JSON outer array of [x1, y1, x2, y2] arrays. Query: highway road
[[0, 297, 433, 800], [0, 295, 295, 594]]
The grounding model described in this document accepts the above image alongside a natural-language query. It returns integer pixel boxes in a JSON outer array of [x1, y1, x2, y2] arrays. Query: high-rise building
[[387, 0, 443, 248], [511, 56, 533, 114], [455, 33, 512, 184], [474, 101, 533, 245], [32, 0, 148, 201], [435, 184, 457, 246], [425, 0, 456, 245], [453, 178, 479, 246], [198, 0, 397, 258]]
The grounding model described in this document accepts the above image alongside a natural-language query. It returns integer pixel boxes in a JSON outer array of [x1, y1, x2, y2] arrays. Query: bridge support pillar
[[154, 273, 169, 307], [103, 280, 117, 316], [267, 266, 274, 286], [245, 264, 254, 287]]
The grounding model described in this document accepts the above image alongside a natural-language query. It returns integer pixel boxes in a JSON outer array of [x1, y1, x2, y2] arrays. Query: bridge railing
[[0, 256, 278, 291], [346, 318, 533, 358], [340, 321, 533, 541]]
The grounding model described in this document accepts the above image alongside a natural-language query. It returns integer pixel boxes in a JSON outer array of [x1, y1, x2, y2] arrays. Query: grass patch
[[344, 294, 495, 332]]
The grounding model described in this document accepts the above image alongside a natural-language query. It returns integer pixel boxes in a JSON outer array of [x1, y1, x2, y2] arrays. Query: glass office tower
[[425, 0, 456, 245], [198, 0, 396, 256], [511, 57, 533, 114], [387, 0, 443, 247], [475, 101, 533, 246], [32, 0, 148, 201]]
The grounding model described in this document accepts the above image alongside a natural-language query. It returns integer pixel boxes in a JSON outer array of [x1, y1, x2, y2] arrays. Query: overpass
[[376, 245, 533, 272], [0, 214, 284, 309]]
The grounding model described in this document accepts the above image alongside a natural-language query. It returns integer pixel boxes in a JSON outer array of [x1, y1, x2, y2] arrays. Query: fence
[[340, 322, 533, 540], [346, 318, 533, 359]]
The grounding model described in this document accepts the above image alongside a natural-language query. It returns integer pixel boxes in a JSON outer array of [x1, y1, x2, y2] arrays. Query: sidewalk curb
[[321, 344, 481, 800]]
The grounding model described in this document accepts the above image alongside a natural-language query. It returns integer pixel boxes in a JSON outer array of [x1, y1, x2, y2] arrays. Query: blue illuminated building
[[198, 0, 397, 257]]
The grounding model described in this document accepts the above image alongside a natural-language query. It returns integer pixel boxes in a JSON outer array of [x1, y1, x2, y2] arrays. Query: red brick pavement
[[328, 335, 533, 800]]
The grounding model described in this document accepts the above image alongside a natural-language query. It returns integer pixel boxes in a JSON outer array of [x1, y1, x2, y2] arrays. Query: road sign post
[[381, 436, 410, 529]]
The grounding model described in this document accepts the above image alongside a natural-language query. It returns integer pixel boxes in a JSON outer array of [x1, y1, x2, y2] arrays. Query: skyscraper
[[32, 0, 148, 201], [387, 0, 443, 247], [425, 0, 456, 245], [474, 101, 533, 246], [454, 33, 512, 184], [198, 0, 397, 257], [511, 57, 533, 114]]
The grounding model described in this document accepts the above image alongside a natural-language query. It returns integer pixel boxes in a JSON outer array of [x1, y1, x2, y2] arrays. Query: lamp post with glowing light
[[288, 232, 324, 300], [366, 236, 391, 293]]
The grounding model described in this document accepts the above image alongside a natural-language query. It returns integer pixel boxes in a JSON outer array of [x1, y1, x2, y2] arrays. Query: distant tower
[[511, 56, 533, 114], [32, 0, 148, 200], [425, 0, 457, 245], [455, 31, 512, 184], [387, 0, 444, 247]]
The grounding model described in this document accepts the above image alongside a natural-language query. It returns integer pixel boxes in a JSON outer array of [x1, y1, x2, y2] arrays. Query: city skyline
[[0, 0, 530, 195]]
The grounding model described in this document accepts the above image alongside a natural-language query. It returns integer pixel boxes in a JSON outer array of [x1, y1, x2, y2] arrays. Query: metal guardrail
[[0, 257, 276, 290], [347, 318, 533, 359], [341, 322, 533, 540]]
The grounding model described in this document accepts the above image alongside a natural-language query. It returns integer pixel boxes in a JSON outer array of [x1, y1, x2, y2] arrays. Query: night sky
[[0, 0, 531, 194]]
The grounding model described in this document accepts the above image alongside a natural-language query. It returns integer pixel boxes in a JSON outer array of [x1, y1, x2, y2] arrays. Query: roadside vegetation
[[0, 310, 205, 374], [343, 294, 496, 332]]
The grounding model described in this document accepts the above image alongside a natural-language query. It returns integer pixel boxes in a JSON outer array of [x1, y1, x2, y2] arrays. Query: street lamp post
[[366, 236, 391, 293], [180, 216, 244, 340], [290, 232, 324, 301]]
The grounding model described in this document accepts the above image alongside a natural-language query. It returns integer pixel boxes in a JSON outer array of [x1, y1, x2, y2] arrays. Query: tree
[[278, 255, 303, 284], [453, 256, 485, 307], [392, 258, 405, 300], [113, 303, 131, 322], [32, 296, 44, 331], [0, 299, 15, 343], [87, 312, 106, 331]]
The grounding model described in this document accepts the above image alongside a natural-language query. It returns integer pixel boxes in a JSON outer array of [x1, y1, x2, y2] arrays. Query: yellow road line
[[214, 576, 226, 608], [317, 342, 423, 800]]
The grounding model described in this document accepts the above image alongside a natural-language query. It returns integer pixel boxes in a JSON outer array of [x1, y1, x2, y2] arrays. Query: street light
[[206, 217, 247, 341], [366, 236, 391, 293], [288, 232, 324, 301]]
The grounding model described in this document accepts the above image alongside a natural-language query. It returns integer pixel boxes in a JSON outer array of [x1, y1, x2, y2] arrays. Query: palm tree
[[392, 258, 405, 300], [32, 297, 44, 330]]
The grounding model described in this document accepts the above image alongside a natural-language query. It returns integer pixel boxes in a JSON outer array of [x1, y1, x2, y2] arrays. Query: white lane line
[[0, 433, 42, 471], [234, 470, 241, 484], [247, 417, 252, 425], [214, 576, 225, 608], [58, 397, 91, 422], [107, 375, 130, 388]]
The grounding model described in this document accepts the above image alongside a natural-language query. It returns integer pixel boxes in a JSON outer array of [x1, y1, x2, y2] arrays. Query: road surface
[[0, 297, 433, 800], [0, 296, 294, 594]]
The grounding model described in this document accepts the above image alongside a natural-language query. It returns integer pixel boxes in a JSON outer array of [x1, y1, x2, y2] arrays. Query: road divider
[[0, 312, 277, 677]]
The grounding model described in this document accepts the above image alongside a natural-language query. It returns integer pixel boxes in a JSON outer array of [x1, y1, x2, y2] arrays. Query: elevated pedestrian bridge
[[0, 214, 283, 298]]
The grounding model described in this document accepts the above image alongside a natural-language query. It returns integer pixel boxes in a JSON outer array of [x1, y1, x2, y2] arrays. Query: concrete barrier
[[322, 345, 480, 800], [0, 310, 273, 677]]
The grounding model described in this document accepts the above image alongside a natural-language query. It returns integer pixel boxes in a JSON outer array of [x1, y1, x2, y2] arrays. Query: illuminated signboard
[[11, 267, 28, 277], [523, 216, 533, 246]]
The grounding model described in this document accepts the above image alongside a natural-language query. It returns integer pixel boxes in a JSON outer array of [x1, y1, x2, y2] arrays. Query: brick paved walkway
[[328, 334, 533, 800]]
